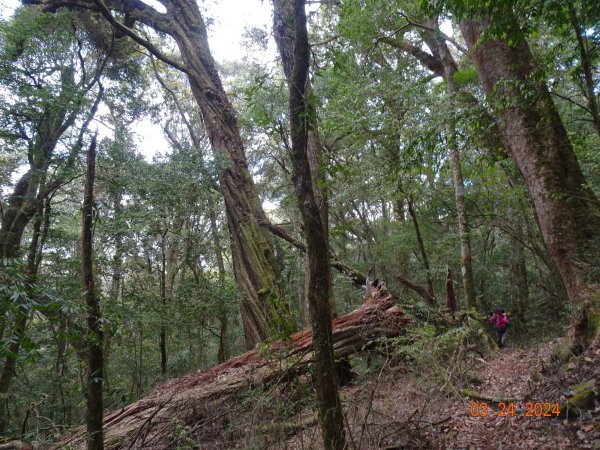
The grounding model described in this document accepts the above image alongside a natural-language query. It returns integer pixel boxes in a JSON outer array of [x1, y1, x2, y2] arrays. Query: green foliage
[[170, 418, 199, 450], [453, 68, 479, 87], [392, 313, 495, 386]]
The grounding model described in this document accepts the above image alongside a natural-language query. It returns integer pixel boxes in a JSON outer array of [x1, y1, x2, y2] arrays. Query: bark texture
[[82, 135, 104, 450], [460, 15, 600, 350]]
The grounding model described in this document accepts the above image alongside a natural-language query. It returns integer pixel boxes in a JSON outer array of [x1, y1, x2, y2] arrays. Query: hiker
[[489, 307, 509, 348]]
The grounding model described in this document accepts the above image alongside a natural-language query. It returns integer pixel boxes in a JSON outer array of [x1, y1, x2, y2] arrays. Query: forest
[[0, 0, 598, 448]]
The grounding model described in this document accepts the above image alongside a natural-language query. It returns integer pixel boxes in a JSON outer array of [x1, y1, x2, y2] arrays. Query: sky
[[0, 0, 275, 160]]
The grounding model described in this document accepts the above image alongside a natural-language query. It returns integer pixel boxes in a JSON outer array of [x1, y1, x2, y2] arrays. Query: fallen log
[[55, 279, 409, 449]]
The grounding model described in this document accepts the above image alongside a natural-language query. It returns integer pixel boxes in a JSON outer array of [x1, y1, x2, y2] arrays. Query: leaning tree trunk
[[51, 279, 408, 450], [82, 134, 104, 450], [163, 1, 287, 348], [274, 0, 345, 448], [460, 14, 600, 351]]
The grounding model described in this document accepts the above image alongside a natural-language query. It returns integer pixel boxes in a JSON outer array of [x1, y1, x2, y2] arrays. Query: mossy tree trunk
[[25, 0, 293, 349], [275, 0, 346, 448], [273, 0, 337, 321]]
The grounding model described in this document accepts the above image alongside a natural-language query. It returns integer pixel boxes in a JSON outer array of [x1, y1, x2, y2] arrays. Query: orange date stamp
[[469, 401, 561, 418]]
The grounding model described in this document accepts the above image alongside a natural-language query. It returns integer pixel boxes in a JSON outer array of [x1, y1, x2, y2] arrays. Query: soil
[[284, 339, 600, 449]]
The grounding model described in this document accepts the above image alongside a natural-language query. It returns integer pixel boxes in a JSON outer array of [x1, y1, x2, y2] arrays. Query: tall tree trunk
[[208, 195, 230, 363], [158, 0, 287, 349], [273, 0, 337, 320], [27, 0, 290, 349], [460, 14, 600, 351], [82, 134, 104, 450], [424, 28, 477, 310], [447, 141, 477, 310], [278, 1, 346, 447], [159, 231, 168, 377], [406, 195, 435, 304]]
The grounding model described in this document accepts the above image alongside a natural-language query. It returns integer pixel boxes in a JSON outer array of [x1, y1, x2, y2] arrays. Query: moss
[[559, 379, 597, 417], [453, 67, 479, 87], [552, 343, 574, 362], [573, 378, 596, 394]]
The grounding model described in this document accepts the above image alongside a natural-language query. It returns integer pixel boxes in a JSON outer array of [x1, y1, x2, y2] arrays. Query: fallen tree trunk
[[54, 279, 408, 449]]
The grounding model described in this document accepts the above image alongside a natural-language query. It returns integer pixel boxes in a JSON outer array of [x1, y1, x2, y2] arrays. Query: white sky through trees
[[0, 0, 274, 160]]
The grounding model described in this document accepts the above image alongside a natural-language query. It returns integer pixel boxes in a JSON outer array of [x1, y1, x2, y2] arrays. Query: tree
[[81, 134, 104, 450], [22, 0, 293, 349], [273, 0, 337, 321], [457, 7, 600, 350], [0, 8, 105, 432], [277, 0, 346, 448]]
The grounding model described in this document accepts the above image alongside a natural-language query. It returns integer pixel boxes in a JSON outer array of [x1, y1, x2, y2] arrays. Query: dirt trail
[[384, 340, 599, 449], [288, 340, 598, 449], [437, 342, 575, 449]]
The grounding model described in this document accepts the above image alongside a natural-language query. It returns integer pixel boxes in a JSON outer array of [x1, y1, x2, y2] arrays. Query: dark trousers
[[495, 327, 508, 347]]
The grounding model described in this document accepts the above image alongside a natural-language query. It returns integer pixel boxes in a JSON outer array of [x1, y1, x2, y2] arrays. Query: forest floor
[[283, 338, 600, 449]]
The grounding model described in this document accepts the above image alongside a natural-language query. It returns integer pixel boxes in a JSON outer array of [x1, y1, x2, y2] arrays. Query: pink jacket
[[490, 313, 508, 328]]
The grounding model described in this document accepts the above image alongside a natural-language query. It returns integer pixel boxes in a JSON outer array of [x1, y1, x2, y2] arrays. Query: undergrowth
[[390, 310, 496, 391]]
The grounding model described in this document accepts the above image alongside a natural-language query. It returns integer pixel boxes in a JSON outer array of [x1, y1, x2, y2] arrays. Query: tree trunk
[[448, 142, 477, 310], [159, 231, 167, 377], [25, 0, 290, 349], [424, 28, 477, 310], [51, 279, 408, 450], [82, 134, 104, 450], [274, 0, 345, 447], [273, 0, 337, 320], [460, 15, 600, 351], [161, 0, 289, 349], [406, 195, 435, 304], [207, 194, 230, 363], [445, 267, 457, 315]]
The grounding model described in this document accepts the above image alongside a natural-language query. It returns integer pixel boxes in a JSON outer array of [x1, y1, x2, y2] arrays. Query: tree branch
[[396, 273, 436, 305]]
